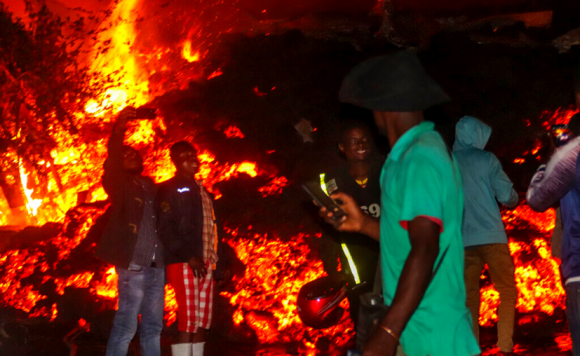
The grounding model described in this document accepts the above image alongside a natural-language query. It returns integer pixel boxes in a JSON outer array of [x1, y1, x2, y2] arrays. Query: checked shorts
[[166, 262, 214, 333]]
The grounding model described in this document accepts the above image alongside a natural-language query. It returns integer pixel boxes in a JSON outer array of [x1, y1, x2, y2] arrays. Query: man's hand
[[114, 106, 136, 132], [317, 191, 380, 240], [362, 327, 399, 356], [318, 192, 365, 231], [188, 256, 207, 278]]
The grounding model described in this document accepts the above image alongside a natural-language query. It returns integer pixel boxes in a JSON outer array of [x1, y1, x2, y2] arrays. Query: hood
[[453, 116, 492, 151]]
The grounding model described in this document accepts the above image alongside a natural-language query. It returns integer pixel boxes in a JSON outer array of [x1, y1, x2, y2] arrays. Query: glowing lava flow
[[477, 205, 563, 327], [221, 231, 354, 349]]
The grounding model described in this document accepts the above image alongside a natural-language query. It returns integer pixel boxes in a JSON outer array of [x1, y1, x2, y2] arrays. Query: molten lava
[[220, 231, 354, 348]]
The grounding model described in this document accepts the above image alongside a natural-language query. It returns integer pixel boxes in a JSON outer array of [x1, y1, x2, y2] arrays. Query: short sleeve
[[399, 153, 445, 232]]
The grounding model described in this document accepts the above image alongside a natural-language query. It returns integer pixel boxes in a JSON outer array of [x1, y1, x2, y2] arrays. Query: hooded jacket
[[453, 116, 518, 248]]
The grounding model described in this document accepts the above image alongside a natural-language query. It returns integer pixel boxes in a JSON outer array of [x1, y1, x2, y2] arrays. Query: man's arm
[[489, 154, 518, 208], [527, 139, 580, 212], [362, 217, 440, 356], [102, 107, 136, 194]]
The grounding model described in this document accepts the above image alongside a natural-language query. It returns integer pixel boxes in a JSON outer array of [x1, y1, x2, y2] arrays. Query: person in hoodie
[[453, 116, 519, 355], [527, 113, 580, 355]]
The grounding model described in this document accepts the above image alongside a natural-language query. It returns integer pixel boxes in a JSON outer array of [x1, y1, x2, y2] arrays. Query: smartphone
[[302, 181, 346, 221], [135, 107, 157, 120]]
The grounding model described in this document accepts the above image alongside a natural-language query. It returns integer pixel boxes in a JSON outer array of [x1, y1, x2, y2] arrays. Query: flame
[[19, 163, 43, 219], [182, 39, 201, 62]]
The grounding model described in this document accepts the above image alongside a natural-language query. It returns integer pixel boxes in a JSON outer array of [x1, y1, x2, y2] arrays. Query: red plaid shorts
[[166, 262, 214, 333]]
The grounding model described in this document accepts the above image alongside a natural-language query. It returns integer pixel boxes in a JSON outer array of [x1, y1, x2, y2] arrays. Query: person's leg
[[105, 263, 146, 356], [484, 244, 517, 353], [566, 281, 580, 356], [192, 267, 213, 356], [464, 247, 485, 344], [166, 263, 196, 355], [139, 266, 166, 356]]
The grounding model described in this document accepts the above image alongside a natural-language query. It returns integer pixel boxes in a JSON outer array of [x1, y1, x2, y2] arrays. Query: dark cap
[[339, 51, 450, 112]]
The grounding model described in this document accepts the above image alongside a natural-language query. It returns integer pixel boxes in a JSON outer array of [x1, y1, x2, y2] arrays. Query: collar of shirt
[[388, 121, 435, 162]]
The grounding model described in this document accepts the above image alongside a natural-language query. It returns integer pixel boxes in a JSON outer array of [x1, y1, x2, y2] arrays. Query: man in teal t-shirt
[[320, 52, 480, 356]]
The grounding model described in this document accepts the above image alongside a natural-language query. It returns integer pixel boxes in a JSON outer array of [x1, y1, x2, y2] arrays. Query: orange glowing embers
[[221, 231, 354, 349]]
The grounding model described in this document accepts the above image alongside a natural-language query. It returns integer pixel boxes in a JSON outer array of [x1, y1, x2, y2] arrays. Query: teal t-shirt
[[380, 122, 480, 356]]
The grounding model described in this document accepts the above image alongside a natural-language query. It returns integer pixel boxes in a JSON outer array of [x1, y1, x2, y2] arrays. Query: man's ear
[[338, 143, 345, 153]]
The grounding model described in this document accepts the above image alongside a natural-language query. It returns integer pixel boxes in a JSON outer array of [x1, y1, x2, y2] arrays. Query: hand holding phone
[[302, 181, 346, 221]]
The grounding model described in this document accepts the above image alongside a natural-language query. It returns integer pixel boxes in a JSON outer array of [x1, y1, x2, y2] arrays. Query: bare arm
[[362, 217, 440, 356]]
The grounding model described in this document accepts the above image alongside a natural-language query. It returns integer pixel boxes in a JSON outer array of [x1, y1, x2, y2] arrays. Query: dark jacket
[[95, 128, 157, 269], [156, 175, 227, 279], [319, 156, 382, 288]]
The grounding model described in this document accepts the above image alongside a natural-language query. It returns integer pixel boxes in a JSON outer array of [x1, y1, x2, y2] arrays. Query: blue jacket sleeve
[[489, 153, 518, 208]]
